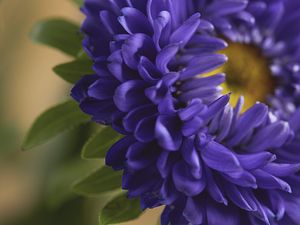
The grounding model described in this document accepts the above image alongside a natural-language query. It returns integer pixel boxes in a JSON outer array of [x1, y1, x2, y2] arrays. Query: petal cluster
[[107, 98, 299, 225], [71, 0, 300, 225]]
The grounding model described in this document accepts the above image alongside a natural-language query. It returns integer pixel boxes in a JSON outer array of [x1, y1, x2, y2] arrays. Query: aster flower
[[71, 0, 300, 225]]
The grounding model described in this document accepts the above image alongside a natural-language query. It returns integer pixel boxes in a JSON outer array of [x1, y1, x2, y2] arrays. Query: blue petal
[[123, 104, 157, 132], [183, 197, 204, 225], [181, 137, 202, 179], [180, 54, 227, 79], [170, 13, 201, 48], [205, 166, 228, 205], [135, 115, 157, 142], [226, 103, 268, 147], [87, 77, 119, 100], [172, 161, 206, 196], [224, 182, 258, 211], [71, 75, 98, 102], [253, 169, 292, 193], [106, 136, 135, 170], [178, 99, 207, 122], [263, 163, 300, 177], [206, 0, 248, 17], [201, 140, 242, 173], [126, 142, 160, 170], [155, 115, 182, 151], [246, 121, 291, 152], [206, 200, 240, 225], [118, 7, 153, 35], [113, 80, 149, 112], [237, 152, 276, 170], [156, 43, 180, 73]]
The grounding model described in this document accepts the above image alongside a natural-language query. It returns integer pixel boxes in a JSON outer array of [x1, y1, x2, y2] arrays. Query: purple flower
[[71, 0, 228, 132], [71, 0, 300, 224]]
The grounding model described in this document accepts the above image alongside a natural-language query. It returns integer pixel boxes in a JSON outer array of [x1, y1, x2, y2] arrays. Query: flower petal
[[226, 103, 268, 147], [253, 169, 292, 193], [263, 163, 300, 177], [183, 197, 204, 225], [87, 77, 119, 100], [126, 142, 160, 170], [237, 152, 276, 170], [114, 80, 149, 112], [106, 136, 136, 170], [118, 7, 153, 35], [170, 13, 201, 48], [123, 104, 157, 132], [135, 115, 157, 142], [246, 121, 291, 152], [206, 200, 240, 225], [155, 115, 182, 151], [180, 54, 228, 79], [156, 43, 180, 73], [71, 75, 98, 102], [201, 141, 242, 173], [172, 161, 206, 196], [181, 138, 202, 179], [205, 167, 228, 205]]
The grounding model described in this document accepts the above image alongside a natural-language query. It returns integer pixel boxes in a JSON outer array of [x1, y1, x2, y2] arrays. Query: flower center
[[216, 43, 275, 111]]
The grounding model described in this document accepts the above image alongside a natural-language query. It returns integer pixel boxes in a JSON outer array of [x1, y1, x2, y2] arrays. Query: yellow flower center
[[209, 43, 275, 111]]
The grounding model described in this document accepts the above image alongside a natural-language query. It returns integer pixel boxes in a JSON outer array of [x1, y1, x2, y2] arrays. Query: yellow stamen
[[205, 43, 275, 111]]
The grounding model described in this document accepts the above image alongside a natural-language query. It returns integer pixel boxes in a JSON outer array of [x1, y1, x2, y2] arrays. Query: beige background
[[0, 0, 161, 224]]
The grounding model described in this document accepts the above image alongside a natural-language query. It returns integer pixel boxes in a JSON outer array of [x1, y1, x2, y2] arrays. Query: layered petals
[[71, 1, 300, 225]]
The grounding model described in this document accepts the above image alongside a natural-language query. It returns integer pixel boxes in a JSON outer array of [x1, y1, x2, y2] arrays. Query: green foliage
[[73, 166, 122, 197], [100, 193, 143, 225], [82, 127, 123, 159], [77, 49, 90, 59], [30, 19, 82, 57], [71, 0, 84, 7], [0, 123, 18, 155], [53, 59, 94, 84], [22, 100, 90, 150], [45, 158, 100, 208], [27, 3, 148, 225], [16, 198, 95, 225]]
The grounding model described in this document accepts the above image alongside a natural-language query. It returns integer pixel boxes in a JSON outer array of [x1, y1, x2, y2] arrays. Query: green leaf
[[82, 127, 123, 159], [22, 100, 90, 150], [100, 193, 143, 225], [77, 49, 90, 59], [53, 59, 94, 84], [45, 158, 100, 208], [0, 123, 18, 155], [30, 19, 82, 57], [73, 166, 122, 196], [71, 0, 83, 7]]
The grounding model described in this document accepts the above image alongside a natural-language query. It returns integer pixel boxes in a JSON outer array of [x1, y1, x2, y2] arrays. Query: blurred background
[[0, 1, 160, 224]]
